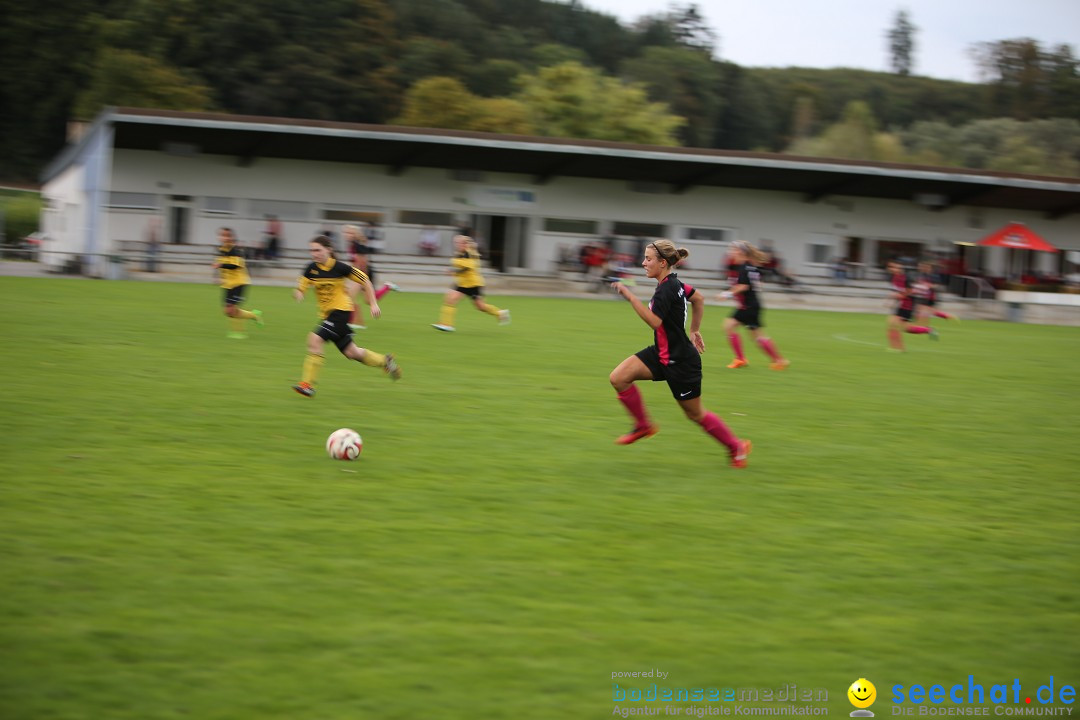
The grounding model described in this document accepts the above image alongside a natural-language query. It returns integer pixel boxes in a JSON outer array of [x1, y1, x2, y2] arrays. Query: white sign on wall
[[465, 186, 538, 209]]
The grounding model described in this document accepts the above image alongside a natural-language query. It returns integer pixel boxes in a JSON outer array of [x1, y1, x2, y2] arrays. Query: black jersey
[[734, 263, 763, 311], [912, 273, 936, 304], [890, 271, 915, 312], [648, 273, 698, 366]]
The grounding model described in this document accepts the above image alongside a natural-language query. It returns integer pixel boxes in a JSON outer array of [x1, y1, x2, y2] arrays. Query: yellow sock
[[235, 309, 256, 320], [439, 305, 456, 327], [230, 317, 245, 332], [359, 349, 386, 367], [482, 303, 501, 317], [302, 353, 324, 385]]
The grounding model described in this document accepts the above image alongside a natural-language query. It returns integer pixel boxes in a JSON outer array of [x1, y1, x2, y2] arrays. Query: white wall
[[100, 149, 1080, 275], [40, 162, 86, 271]]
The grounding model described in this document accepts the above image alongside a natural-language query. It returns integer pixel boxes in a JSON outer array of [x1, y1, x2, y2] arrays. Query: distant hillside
[[1, 0, 1076, 180]]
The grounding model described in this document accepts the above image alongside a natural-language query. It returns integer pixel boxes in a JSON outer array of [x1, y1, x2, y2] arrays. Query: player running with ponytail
[[292, 236, 401, 397], [608, 239, 751, 468], [342, 223, 399, 331], [913, 259, 957, 326], [886, 258, 937, 351], [716, 241, 789, 370]]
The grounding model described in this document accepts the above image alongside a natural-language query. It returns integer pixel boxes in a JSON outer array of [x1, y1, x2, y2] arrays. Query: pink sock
[[934, 311, 950, 319], [907, 326, 930, 334], [888, 328, 903, 349], [728, 334, 745, 361], [375, 285, 392, 300], [700, 412, 739, 454], [616, 385, 650, 430], [756, 337, 781, 362]]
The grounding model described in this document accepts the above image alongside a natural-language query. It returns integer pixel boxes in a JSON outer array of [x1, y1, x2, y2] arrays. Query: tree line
[[1, 0, 1078, 181]]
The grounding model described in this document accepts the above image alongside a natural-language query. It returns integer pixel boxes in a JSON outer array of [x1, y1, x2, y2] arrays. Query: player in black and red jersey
[[715, 241, 789, 370], [887, 259, 937, 351], [608, 239, 751, 468], [342, 223, 399, 331], [292, 236, 401, 397], [913, 259, 957, 326]]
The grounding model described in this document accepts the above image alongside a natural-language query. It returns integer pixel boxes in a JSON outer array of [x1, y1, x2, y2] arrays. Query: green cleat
[[227, 332, 247, 339], [252, 309, 264, 327]]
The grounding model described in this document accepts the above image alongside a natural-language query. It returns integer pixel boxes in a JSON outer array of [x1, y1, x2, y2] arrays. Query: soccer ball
[[326, 428, 363, 460]]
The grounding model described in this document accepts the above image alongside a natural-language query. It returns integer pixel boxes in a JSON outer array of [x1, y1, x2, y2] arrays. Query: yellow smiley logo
[[848, 678, 877, 709]]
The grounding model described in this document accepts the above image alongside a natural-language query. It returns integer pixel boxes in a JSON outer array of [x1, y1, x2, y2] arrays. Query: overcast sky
[[574, 0, 1080, 82]]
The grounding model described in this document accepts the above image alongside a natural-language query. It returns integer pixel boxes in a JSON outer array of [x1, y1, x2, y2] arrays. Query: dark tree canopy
[[1, 0, 1077, 180]]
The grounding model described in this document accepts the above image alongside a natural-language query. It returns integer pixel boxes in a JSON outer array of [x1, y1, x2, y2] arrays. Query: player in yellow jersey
[[212, 227, 263, 338], [432, 231, 510, 332], [292, 236, 401, 397]]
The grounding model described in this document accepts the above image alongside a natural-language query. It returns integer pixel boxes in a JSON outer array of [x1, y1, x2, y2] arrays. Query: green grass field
[[1, 276, 1078, 720]]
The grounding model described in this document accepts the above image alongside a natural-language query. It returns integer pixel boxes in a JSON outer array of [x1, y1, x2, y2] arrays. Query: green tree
[[467, 97, 534, 135], [715, 63, 779, 150], [630, 3, 716, 57], [466, 59, 526, 97], [531, 43, 588, 69], [394, 76, 476, 129], [970, 38, 1080, 120], [887, 9, 916, 76], [898, 120, 961, 165], [1018, 118, 1080, 176], [394, 76, 533, 135], [788, 100, 902, 161], [790, 96, 817, 143], [74, 48, 213, 119], [515, 62, 684, 145], [899, 116, 1080, 176], [0, 0, 118, 179], [667, 3, 717, 56], [397, 37, 472, 90], [100, 0, 402, 123], [621, 46, 723, 147]]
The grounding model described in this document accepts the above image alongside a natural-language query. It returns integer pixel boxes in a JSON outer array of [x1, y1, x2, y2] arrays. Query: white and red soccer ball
[[326, 428, 363, 460]]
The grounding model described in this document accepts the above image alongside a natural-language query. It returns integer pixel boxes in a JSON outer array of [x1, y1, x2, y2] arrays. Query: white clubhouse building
[[40, 107, 1080, 279]]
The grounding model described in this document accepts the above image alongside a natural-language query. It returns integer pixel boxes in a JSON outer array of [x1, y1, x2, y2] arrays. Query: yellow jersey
[[452, 248, 484, 288], [216, 242, 251, 289], [297, 258, 371, 319]]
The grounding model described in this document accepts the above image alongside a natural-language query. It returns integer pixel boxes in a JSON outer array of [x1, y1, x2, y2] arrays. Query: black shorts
[[635, 346, 702, 401], [918, 297, 937, 308], [223, 285, 247, 306], [455, 285, 484, 299], [314, 309, 355, 352], [895, 306, 914, 321], [732, 307, 762, 329]]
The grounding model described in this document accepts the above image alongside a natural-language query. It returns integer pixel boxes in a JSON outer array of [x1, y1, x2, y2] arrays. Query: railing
[[950, 275, 997, 305]]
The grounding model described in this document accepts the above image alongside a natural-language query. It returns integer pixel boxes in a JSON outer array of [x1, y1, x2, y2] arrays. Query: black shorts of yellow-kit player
[[455, 285, 484, 299], [224, 285, 247, 306], [314, 309, 355, 352]]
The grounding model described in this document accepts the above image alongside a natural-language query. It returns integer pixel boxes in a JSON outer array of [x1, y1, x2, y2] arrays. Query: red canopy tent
[[977, 223, 1059, 281], [978, 223, 1059, 253]]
